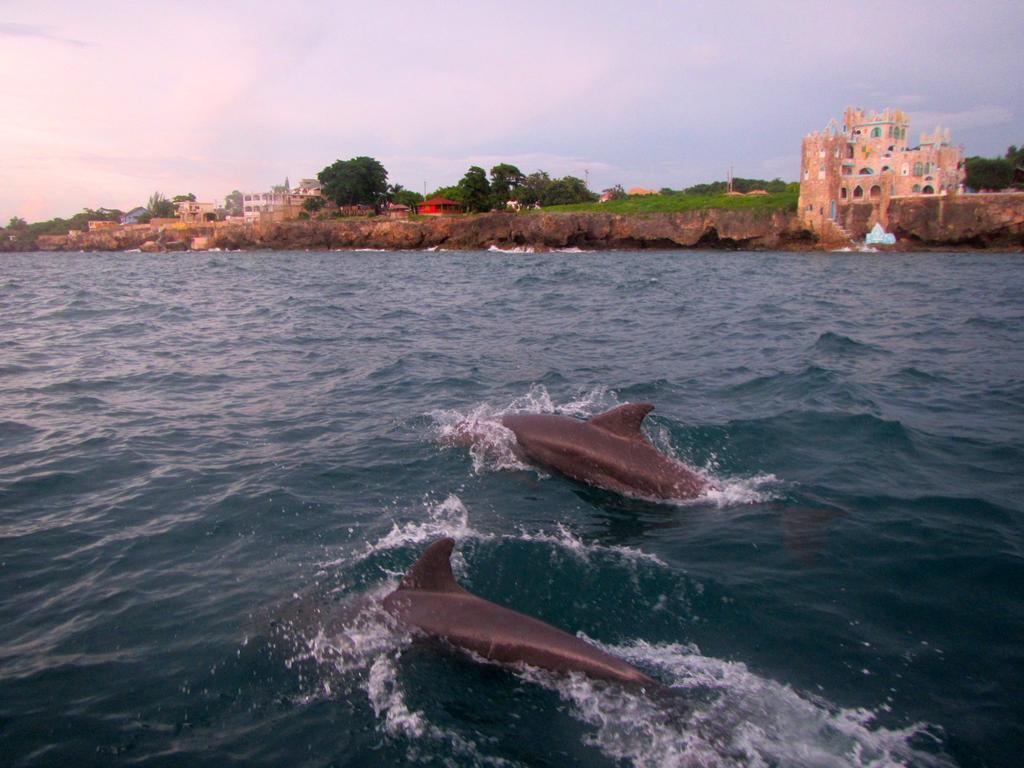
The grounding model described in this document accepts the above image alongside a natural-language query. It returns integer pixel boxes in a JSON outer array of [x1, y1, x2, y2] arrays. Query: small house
[[386, 202, 411, 219], [120, 207, 149, 225], [417, 197, 464, 215]]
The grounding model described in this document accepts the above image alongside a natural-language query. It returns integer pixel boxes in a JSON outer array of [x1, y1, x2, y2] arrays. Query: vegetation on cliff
[[317, 156, 389, 210], [965, 145, 1024, 191], [537, 189, 799, 214], [428, 165, 598, 210]]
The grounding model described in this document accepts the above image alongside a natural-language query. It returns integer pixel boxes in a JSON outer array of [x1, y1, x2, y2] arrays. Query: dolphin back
[[385, 539, 659, 688]]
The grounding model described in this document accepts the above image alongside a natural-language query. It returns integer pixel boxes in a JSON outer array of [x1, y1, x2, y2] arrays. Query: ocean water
[[0, 249, 1021, 768]]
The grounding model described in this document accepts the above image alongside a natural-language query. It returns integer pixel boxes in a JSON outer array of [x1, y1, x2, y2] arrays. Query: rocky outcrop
[[209, 209, 811, 252], [887, 193, 1024, 248], [833, 193, 1024, 248], [10, 198, 1022, 253]]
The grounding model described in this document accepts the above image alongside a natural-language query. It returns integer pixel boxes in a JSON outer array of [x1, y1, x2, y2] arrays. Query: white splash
[[523, 639, 952, 768], [361, 494, 493, 561], [487, 244, 536, 253], [697, 473, 780, 507], [516, 523, 667, 568], [430, 385, 618, 476], [365, 653, 521, 766]]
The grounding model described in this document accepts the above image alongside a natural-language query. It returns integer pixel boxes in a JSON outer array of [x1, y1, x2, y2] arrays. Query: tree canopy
[[965, 156, 1014, 191], [386, 184, 424, 209], [17, 207, 123, 237], [426, 185, 464, 202], [489, 163, 524, 207], [317, 156, 388, 209], [457, 166, 493, 212], [148, 192, 176, 218], [224, 190, 243, 216]]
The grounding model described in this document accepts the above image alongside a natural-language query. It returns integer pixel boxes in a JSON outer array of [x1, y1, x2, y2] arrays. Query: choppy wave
[[524, 640, 952, 768], [289, 495, 951, 768], [488, 245, 536, 254], [3, 250, 1021, 766]]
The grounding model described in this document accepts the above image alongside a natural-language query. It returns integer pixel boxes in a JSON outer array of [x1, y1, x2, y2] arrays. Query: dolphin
[[489, 403, 707, 500], [383, 538, 658, 688]]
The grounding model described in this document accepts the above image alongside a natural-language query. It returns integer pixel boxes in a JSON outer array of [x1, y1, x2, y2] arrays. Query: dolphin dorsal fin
[[589, 403, 655, 440], [398, 538, 462, 593]]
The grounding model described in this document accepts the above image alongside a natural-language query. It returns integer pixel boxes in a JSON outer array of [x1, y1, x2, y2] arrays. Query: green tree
[[603, 185, 627, 200], [7, 216, 27, 230], [427, 185, 464, 202], [302, 196, 325, 212], [224, 190, 243, 216], [148, 192, 176, 218], [965, 156, 1014, 191], [172, 193, 196, 203], [387, 184, 424, 208], [541, 176, 596, 206], [457, 166, 493, 212], [1006, 145, 1024, 186], [515, 171, 552, 206], [317, 156, 389, 210], [489, 163, 524, 207]]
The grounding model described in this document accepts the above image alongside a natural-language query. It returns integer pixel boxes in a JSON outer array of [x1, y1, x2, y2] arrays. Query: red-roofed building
[[417, 197, 464, 215]]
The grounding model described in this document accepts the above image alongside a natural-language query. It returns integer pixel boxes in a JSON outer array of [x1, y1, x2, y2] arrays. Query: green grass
[[534, 190, 799, 215]]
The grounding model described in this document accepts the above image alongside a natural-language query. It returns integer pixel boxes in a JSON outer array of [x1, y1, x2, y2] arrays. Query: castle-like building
[[798, 107, 965, 234]]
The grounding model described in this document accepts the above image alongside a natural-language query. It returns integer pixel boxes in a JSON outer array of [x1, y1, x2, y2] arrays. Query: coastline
[[5, 200, 1023, 254]]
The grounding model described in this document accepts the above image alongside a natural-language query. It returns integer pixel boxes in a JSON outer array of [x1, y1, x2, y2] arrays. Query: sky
[[2, 0, 1022, 221]]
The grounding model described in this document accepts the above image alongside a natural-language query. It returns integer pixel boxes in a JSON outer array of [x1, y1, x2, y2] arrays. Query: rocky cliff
[[8, 197, 1022, 253], [887, 193, 1024, 248], [11, 210, 810, 253], [211, 209, 810, 251]]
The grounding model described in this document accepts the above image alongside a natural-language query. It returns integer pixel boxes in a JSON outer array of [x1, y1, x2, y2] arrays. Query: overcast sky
[[2, 0, 1022, 221]]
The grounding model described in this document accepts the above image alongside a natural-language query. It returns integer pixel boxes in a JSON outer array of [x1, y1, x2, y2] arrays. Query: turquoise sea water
[[0, 250, 1021, 767]]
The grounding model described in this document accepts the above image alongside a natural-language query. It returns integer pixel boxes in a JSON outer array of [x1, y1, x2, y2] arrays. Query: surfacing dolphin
[[383, 537, 658, 688], [458, 402, 708, 501]]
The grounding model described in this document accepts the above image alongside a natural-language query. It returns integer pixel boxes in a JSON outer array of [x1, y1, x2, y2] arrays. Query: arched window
[[912, 184, 921, 193], [859, 167, 874, 175], [922, 185, 934, 195], [881, 166, 891, 173], [901, 164, 909, 176], [870, 185, 882, 199], [871, 127, 882, 138], [853, 186, 864, 199], [841, 187, 848, 200], [913, 162, 924, 176]]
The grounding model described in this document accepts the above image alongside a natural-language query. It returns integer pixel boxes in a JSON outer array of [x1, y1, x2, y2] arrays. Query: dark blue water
[[1, 250, 1021, 767]]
